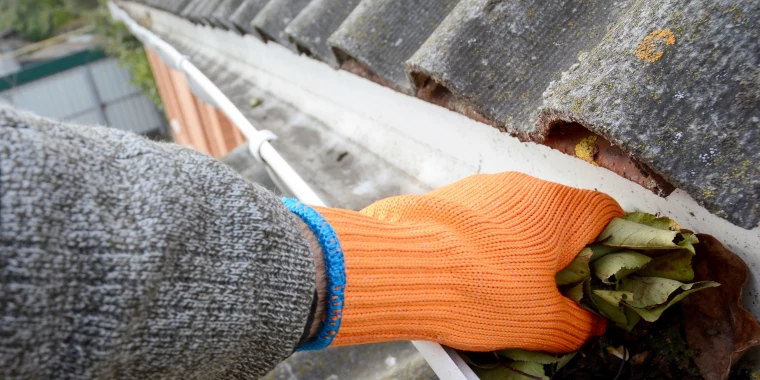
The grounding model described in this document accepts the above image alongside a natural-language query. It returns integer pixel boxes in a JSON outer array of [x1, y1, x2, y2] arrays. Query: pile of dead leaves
[[556, 213, 718, 333], [459, 213, 760, 380]]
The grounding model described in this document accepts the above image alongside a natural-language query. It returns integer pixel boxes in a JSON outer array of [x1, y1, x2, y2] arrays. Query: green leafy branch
[[0, 0, 162, 110], [0, 0, 97, 41], [91, 3, 163, 110]]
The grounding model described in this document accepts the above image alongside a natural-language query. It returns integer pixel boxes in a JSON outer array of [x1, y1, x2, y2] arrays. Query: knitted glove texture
[[313, 172, 624, 352]]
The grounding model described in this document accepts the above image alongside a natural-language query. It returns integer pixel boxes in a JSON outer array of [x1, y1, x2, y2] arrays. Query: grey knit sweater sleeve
[[0, 106, 316, 379]]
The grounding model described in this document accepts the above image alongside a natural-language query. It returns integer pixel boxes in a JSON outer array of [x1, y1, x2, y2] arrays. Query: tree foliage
[[92, 5, 162, 109], [0, 0, 98, 41], [0, 0, 162, 110]]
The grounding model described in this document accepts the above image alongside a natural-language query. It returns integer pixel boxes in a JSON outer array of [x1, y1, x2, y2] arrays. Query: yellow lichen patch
[[575, 136, 599, 166], [729, 159, 753, 180], [634, 29, 676, 63]]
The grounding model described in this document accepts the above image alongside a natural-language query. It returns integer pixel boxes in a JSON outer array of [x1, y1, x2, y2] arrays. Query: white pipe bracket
[[165, 53, 188, 72], [248, 130, 278, 163]]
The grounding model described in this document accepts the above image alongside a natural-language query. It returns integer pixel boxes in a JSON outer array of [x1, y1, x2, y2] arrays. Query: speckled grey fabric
[[0, 106, 315, 379]]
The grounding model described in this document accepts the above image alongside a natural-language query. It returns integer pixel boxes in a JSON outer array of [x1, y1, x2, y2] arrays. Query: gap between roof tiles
[[146, 0, 678, 199], [410, 72, 676, 196]]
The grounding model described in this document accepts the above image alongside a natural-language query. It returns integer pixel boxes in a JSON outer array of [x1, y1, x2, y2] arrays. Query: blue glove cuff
[[282, 198, 346, 351]]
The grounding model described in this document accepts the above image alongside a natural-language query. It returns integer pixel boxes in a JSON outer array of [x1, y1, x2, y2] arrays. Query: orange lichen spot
[[634, 29, 676, 63]]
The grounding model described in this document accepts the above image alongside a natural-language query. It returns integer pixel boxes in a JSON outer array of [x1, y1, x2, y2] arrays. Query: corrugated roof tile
[[407, 0, 624, 139], [407, 0, 759, 229], [252, 0, 314, 52], [327, 0, 460, 93], [179, 0, 202, 21], [130, 0, 760, 229], [230, 0, 271, 36], [540, 0, 760, 229], [285, 0, 361, 68], [198, 0, 224, 26], [183, 0, 209, 24], [212, 0, 247, 31]]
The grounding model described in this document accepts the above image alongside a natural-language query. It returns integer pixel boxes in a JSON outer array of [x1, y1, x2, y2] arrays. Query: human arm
[[1, 105, 624, 378], [289, 172, 624, 353], [0, 106, 316, 379]]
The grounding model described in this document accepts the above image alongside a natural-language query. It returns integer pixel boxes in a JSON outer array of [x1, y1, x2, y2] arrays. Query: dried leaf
[[606, 345, 630, 360], [624, 306, 641, 331], [508, 362, 548, 380], [624, 281, 719, 322], [630, 351, 649, 366], [497, 349, 562, 364], [592, 251, 652, 284], [636, 249, 694, 281], [460, 352, 498, 369], [596, 218, 695, 253], [556, 247, 593, 286], [473, 362, 549, 380], [581, 278, 602, 315], [555, 352, 577, 371], [677, 233, 699, 253], [682, 234, 760, 380], [586, 281, 631, 329], [623, 212, 680, 230], [617, 276, 686, 308], [592, 290, 634, 307], [561, 281, 584, 304], [472, 366, 513, 380], [571, 291, 640, 329], [588, 244, 621, 262]]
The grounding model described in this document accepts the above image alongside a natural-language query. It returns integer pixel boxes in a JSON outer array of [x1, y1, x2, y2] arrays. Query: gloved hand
[[287, 172, 624, 353]]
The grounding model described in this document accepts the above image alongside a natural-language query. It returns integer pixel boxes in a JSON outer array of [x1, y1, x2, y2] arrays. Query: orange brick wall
[[146, 49, 246, 158]]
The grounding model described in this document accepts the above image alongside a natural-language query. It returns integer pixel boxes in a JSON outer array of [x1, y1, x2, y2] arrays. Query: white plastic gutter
[[107, 2, 475, 379], [106, 2, 324, 207]]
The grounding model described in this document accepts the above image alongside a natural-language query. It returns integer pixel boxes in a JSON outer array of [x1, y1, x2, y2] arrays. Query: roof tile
[[133, 0, 760, 229], [229, 0, 271, 36], [327, 0, 460, 94], [252, 0, 313, 52], [285, 0, 361, 68]]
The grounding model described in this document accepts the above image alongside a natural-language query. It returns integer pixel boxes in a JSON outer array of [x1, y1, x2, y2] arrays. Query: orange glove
[[288, 172, 624, 353]]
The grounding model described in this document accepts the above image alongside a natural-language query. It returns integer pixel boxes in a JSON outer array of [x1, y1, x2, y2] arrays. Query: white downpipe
[[107, 1, 325, 206]]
